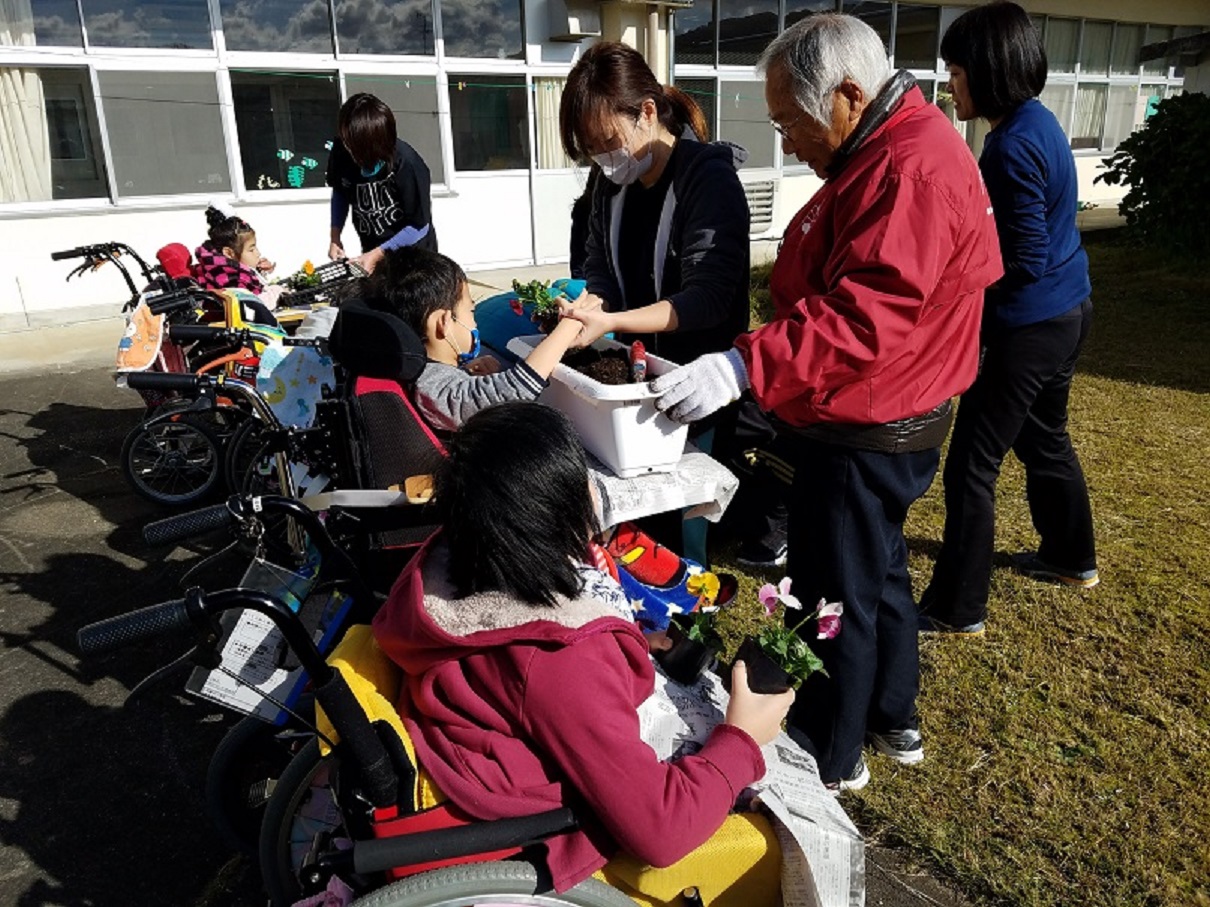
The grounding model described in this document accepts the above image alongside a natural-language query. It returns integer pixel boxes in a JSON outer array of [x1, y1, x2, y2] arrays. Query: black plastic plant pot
[[655, 621, 718, 686], [731, 636, 794, 695]]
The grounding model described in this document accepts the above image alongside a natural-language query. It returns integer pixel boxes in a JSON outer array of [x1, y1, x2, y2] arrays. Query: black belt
[[777, 400, 954, 454]]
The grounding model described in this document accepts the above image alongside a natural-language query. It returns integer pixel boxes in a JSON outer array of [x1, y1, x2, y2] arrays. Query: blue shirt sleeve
[[330, 191, 350, 230]]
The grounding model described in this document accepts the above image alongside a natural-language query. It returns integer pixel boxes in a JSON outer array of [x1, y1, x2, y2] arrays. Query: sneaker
[[1012, 552, 1100, 588], [736, 541, 788, 569], [918, 613, 986, 636], [825, 755, 870, 793], [867, 729, 925, 765]]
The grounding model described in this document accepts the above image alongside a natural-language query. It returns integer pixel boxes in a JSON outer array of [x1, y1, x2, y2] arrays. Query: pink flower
[[759, 577, 802, 616], [509, 297, 524, 316], [815, 600, 843, 640]]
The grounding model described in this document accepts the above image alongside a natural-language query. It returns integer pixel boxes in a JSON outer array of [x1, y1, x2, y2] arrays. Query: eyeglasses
[[770, 110, 808, 139]]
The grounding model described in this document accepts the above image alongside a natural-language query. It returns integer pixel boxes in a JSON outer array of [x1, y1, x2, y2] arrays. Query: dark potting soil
[[563, 347, 632, 385]]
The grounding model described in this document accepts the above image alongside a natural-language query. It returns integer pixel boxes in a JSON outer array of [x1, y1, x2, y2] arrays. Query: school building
[[2, 0, 1208, 329]]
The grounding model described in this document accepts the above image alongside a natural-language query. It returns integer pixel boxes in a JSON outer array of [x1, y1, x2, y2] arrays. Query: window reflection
[[83, 0, 213, 49], [785, 0, 834, 31], [718, 0, 778, 66], [231, 71, 338, 190], [674, 0, 715, 66], [0, 0, 84, 47], [441, 0, 523, 60], [220, 0, 333, 53], [337, 0, 434, 54], [894, 4, 938, 71], [675, 78, 716, 141], [719, 79, 773, 168], [98, 71, 229, 195], [448, 75, 528, 170]]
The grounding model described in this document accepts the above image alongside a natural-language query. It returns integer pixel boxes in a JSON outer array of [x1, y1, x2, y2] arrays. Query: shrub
[[1096, 91, 1210, 256]]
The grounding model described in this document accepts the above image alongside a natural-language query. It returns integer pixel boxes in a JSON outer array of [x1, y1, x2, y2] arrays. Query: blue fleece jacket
[[980, 99, 1091, 328]]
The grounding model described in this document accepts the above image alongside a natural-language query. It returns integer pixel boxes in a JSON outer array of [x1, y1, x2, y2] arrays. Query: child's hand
[[644, 629, 674, 653], [724, 662, 796, 747], [464, 355, 502, 376], [564, 305, 615, 349], [256, 257, 276, 275]]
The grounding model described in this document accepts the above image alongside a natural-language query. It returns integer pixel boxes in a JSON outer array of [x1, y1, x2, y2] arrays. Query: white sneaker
[[825, 755, 870, 793]]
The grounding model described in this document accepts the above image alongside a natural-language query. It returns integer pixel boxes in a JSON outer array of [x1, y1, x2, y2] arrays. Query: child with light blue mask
[[365, 247, 586, 434]]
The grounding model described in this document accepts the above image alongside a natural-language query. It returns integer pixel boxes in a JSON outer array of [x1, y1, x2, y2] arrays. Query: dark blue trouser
[[921, 299, 1096, 628], [784, 439, 940, 783]]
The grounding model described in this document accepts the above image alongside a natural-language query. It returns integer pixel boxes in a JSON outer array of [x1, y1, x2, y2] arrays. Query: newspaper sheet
[[588, 446, 739, 529], [637, 669, 864, 907]]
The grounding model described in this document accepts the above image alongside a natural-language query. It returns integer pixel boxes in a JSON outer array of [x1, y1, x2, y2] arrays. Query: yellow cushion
[[594, 812, 781, 907]]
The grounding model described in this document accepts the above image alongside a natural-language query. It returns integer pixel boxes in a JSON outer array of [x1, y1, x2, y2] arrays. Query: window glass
[[1171, 26, 1198, 78], [98, 71, 229, 196], [674, 0, 715, 65], [337, 0, 434, 54], [220, 0, 333, 53], [718, 79, 773, 169], [1102, 83, 1136, 148], [345, 76, 444, 182], [441, 0, 523, 60], [0, 66, 107, 202], [675, 77, 716, 142], [82, 0, 213, 49], [1044, 18, 1079, 74], [231, 71, 338, 191], [1139, 83, 1165, 121], [894, 4, 939, 71], [786, 0, 835, 31], [1080, 21, 1112, 76], [718, 0, 777, 66], [915, 78, 934, 103], [1111, 24, 1143, 76], [1038, 82, 1074, 138], [1070, 83, 1106, 149], [1143, 25, 1173, 76], [448, 75, 528, 170], [841, 1, 891, 53], [534, 77, 572, 170], [0, 0, 83, 46]]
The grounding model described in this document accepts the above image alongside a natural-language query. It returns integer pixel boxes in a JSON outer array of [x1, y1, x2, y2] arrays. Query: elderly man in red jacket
[[653, 13, 1003, 791]]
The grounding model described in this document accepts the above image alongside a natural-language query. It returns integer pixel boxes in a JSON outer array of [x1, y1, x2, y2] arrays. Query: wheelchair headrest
[[329, 298, 427, 384]]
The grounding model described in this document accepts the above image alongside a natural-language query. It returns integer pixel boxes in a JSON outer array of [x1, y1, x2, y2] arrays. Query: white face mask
[[592, 117, 655, 186]]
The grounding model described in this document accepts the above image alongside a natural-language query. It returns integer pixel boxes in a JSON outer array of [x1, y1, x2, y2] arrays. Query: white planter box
[[506, 335, 688, 478]]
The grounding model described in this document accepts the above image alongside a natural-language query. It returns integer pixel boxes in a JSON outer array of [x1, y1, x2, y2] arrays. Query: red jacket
[[735, 87, 1003, 426], [371, 542, 765, 892]]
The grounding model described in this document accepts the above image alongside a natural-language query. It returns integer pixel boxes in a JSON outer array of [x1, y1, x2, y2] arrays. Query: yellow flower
[[303, 260, 315, 275], [686, 571, 721, 606]]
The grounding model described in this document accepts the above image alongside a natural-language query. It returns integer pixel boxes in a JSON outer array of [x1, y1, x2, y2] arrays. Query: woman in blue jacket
[[921, 1, 1098, 635]]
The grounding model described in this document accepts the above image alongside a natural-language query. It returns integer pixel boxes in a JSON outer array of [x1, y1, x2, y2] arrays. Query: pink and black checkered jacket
[[194, 244, 264, 294]]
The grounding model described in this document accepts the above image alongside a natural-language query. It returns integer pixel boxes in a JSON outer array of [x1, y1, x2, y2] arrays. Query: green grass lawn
[[721, 232, 1210, 907]]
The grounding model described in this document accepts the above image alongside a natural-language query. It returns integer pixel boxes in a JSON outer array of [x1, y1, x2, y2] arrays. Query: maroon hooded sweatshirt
[[372, 541, 766, 892]]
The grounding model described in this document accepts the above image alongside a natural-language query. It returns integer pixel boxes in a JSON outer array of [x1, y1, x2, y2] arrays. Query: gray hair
[[758, 13, 893, 127]]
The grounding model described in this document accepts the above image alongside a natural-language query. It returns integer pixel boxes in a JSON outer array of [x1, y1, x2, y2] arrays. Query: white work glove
[[651, 348, 750, 424]]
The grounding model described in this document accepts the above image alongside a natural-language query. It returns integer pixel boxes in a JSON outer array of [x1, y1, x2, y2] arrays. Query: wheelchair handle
[[51, 246, 92, 261], [118, 371, 212, 393], [168, 324, 229, 342], [77, 592, 199, 656], [143, 502, 235, 547]]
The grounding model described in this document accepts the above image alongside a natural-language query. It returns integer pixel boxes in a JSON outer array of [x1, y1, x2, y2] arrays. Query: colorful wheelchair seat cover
[[115, 301, 165, 372], [256, 343, 336, 429], [604, 522, 720, 632]]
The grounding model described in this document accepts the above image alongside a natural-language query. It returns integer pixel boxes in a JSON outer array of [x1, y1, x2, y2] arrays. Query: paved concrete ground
[[0, 364, 971, 907]]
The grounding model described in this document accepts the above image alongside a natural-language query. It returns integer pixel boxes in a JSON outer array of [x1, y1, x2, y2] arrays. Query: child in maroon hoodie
[[372, 403, 794, 893]]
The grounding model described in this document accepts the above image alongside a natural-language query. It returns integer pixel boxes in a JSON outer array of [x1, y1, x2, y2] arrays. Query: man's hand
[[650, 349, 749, 424], [328, 241, 347, 261], [351, 246, 385, 274]]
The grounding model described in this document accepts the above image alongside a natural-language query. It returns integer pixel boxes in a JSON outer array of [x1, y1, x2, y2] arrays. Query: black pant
[[921, 299, 1096, 628], [784, 438, 940, 783]]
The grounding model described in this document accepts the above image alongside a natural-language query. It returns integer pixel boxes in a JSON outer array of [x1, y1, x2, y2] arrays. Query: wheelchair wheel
[[224, 417, 281, 496], [120, 412, 222, 506], [205, 713, 306, 857], [350, 862, 636, 907], [260, 738, 355, 907]]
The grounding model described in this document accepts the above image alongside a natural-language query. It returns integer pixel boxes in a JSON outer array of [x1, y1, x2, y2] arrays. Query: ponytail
[[663, 84, 709, 142], [204, 206, 255, 257]]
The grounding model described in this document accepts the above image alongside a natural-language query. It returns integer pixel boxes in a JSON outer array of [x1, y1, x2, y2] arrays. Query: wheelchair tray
[[184, 560, 353, 724]]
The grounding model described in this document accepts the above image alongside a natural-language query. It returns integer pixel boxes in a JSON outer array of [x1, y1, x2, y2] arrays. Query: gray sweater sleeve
[[413, 360, 548, 432]]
